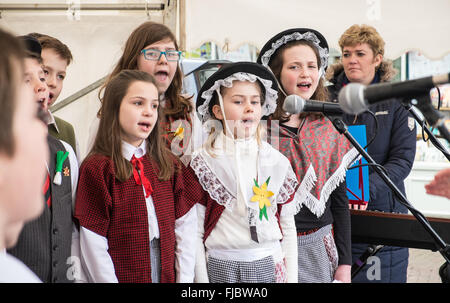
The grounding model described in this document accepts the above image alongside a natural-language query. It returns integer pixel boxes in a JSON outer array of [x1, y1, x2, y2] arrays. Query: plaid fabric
[[297, 224, 338, 283], [207, 255, 276, 283], [75, 154, 201, 283], [267, 116, 353, 206], [201, 197, 225, 243], [150, 238, 161, 283]]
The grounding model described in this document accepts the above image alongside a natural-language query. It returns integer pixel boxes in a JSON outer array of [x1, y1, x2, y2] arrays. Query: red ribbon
[[131, 155, 153, 198]]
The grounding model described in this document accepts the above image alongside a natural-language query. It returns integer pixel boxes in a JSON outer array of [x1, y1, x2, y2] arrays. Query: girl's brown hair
[[268, 40, 328, 123], [0, 29, 25, 157], [90, 69, 177, 182], [98, 21, 191, 120]]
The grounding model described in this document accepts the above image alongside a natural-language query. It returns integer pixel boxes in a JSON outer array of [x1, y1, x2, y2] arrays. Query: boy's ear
[[212, 104, 223, 120]]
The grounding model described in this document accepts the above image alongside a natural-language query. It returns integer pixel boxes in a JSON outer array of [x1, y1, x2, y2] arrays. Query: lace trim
[[323, 232, 339, 274], [260, 31, 328, 76], [284, 164, 317, 217], [275, 259, 287, 283], [190, 154, 237, 210], [301, 147, 360, 218], [198, 72, 278, 122], [276, 169, 298, 205]]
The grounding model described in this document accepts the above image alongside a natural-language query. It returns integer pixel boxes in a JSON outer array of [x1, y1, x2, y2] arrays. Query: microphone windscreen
[[283, 95, 304, 114], [338, 83, 366, 114]]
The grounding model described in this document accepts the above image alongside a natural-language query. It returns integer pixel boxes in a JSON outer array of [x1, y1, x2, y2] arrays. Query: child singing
[[75, 70, 201, 283], [192, 62, 303, 283]]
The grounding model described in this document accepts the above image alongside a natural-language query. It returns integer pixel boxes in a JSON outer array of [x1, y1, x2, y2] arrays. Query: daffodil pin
[[250, 177, 274, 221]]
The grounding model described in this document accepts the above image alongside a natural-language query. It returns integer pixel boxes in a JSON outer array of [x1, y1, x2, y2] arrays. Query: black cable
[[363, 110, 378, 150], [337, 109, 379, 170], [346, 162, 388, 176], [410, 100, 450, 159], [436, 86, 442, 111]]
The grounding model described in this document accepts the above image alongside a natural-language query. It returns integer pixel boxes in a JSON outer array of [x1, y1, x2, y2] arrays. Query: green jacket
[[48, 116, 77, 156]]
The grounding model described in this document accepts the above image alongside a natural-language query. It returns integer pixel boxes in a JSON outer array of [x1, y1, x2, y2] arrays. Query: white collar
[[214, 131, 259, 155], [46, 111, 59, 133], [191, 134, 299, 220], [121, 140, 147, 161]]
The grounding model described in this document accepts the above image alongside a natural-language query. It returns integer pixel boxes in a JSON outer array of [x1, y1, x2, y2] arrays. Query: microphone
[[283, 95, 344, 115], [338, 73, 450, 114]]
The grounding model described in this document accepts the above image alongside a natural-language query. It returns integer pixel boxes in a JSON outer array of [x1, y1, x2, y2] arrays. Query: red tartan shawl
[[267, 115, 356, 217], [74, 154, 202, 283]]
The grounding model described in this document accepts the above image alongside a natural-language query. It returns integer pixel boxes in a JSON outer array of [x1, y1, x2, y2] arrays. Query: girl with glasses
[[90, 21, 203, 165]]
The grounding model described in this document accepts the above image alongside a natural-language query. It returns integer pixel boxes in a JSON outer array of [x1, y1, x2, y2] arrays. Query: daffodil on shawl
[[251, 177, 274, 221]]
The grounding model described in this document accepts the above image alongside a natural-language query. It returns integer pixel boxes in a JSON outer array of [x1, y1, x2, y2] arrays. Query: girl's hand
[[333, 264, 351, 283]]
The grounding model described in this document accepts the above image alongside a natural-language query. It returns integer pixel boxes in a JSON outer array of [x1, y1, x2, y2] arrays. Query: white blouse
[[193, 132, 298, 282]]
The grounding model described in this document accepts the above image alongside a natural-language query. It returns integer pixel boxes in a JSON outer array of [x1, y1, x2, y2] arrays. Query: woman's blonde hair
[[338, 24, 385, 57]]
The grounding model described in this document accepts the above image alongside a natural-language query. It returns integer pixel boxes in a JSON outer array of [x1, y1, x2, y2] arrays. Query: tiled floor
[[407, 248, 445, 283]]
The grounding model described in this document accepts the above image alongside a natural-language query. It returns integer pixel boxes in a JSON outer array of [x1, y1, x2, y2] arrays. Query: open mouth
[[138, 122, 151, 132], [297, 83, 311, 89], [48, 92, 54, 102], [154, 71, 169, 81]]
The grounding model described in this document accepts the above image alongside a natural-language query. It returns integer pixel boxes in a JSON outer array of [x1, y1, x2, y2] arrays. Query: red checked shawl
[[267, 115, 357, 217], [74, 154, 202, 283]]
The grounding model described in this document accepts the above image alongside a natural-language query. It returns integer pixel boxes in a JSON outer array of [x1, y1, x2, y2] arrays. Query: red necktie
[[130, 155, 153, 198], [43, 172, 51, 208]]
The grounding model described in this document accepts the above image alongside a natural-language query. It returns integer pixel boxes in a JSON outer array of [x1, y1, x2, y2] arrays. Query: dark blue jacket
[[327, 62, 417, 282]]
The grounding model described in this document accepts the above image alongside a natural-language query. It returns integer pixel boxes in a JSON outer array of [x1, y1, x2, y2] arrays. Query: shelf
[[412, 161, 450, 170]]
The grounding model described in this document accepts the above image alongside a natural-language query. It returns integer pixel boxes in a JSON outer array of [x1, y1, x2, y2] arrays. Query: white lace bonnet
[[196, 62, 279, 123], [257, 28, 329, 77]]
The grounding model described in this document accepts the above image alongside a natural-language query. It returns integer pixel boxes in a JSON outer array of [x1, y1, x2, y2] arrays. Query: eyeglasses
[[140, 49, 182, 61]]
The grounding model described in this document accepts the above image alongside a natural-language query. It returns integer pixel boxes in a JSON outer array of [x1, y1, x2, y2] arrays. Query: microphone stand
[[402, 100, 450, 161], [410, 94, 450, 145], [327, 115, 450, 283]]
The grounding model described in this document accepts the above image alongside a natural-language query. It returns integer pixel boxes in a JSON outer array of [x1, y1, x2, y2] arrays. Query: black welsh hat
[[257, 28, 329, 74], [196, 61, 279, 122]]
